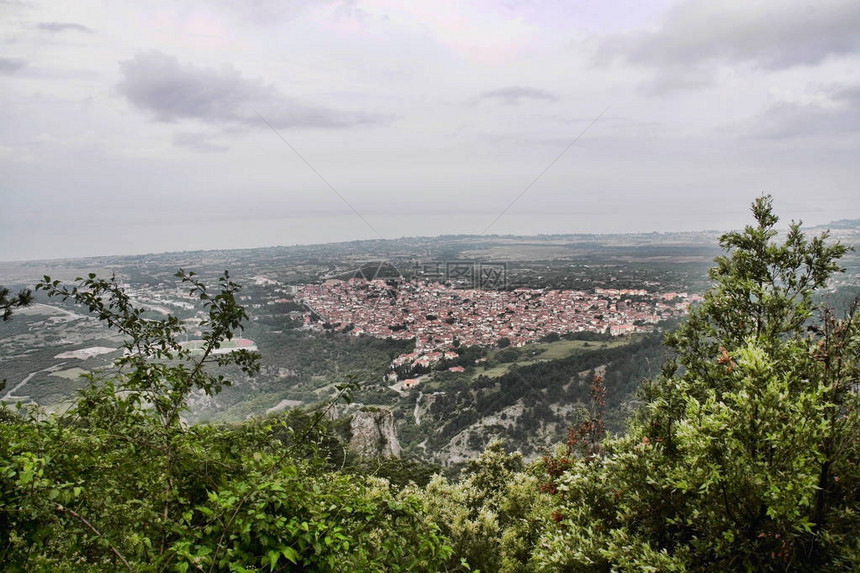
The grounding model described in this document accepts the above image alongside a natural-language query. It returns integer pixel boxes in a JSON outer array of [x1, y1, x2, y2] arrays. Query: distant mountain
[[825, 219, 860, 230]]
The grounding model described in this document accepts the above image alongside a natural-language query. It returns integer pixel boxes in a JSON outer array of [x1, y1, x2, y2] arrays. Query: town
[[296, 278, 699, 376]]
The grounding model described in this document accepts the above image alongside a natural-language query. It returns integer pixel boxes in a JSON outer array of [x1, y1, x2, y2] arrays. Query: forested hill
[[412, 333, 665, 463]]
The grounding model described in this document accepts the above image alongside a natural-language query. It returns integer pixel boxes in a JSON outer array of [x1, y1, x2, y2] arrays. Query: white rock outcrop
[[348, 409, 401, 458]]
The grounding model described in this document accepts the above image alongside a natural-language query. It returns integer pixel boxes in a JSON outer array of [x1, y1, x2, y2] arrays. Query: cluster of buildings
[[295, 279, 698, 373]]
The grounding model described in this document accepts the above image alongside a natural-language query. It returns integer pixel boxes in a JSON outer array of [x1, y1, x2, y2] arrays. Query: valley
[[2, 227, 858, 465]]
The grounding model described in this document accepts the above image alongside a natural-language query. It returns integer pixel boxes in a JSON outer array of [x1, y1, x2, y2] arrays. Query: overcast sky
[[2, 0, 859, 261]]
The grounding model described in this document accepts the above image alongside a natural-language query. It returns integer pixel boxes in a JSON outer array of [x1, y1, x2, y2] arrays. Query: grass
[[471, 365, 511, 379], [536, 337, 633, 360], [470, 335, 642, 380]]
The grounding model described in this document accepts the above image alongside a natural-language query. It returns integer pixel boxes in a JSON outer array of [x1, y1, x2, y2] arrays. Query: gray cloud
[[172, 132, 230, 153], [0, 57, 26, 74], [36, 22, 94, 33], [601, 0, 860, 89], [117, 51, 387, 129], [832, 84, 860, 105], [752, 84, 860, 138], [476, 86, 558, 105]]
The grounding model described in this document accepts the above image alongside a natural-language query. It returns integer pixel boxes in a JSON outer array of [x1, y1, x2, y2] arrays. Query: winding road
[[1, 363, 66, 403]]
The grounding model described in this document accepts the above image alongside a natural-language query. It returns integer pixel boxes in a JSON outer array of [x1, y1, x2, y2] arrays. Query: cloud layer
[[754, 83, 860, 138], [117, 52, 387, 129], [36, 22, 94, 33], [601, 0, 860, 90]]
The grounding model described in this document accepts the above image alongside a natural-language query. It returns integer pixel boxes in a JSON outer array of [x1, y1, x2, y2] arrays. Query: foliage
[[422, 442, 554, 573], [349, 456, 444, 489], [535, 196, 860, 571], [1, 271, 452, 571], [0, 286, 33, 321], [35, 270, 260, 426], [541, 374, 605, 496]]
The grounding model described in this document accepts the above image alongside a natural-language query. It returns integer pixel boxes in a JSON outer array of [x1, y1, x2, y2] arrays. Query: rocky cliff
[[349, 408, 401, 458]]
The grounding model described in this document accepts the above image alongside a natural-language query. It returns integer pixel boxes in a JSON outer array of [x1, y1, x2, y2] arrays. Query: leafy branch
[[55, 504, 133, 572], [36, 270, 260, 429], [1, 286, 33, 321]]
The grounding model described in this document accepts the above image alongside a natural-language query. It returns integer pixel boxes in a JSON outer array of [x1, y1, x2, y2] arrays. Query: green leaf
[[281, 546, 298, 564]]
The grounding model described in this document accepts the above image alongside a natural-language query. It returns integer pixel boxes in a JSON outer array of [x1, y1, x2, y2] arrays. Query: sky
[[1, 0, 859, 261]]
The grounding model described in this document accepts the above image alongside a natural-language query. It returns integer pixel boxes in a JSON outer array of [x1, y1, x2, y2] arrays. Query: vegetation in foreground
[[1, 196, 858, 571]]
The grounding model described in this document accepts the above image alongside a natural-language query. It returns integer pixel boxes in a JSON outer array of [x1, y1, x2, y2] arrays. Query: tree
[[536, 196, 860, 571]]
